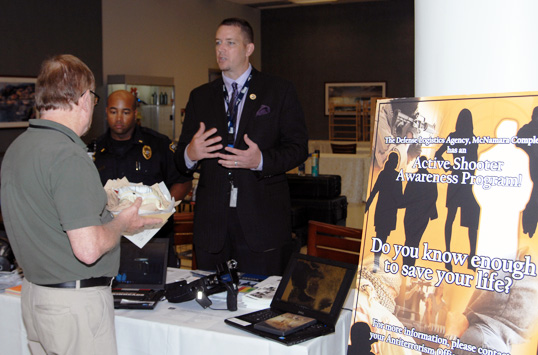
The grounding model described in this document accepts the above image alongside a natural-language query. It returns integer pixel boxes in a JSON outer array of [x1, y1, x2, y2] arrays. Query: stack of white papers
[[241, 276, 281, 309]]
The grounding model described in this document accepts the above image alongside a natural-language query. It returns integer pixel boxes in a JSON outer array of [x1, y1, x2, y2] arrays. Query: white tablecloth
[[0, 268, 353, 355], [295, 153, 371, 203]]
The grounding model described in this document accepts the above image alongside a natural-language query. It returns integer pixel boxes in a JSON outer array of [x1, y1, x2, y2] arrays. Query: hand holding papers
[[105, 177, 180, 248]]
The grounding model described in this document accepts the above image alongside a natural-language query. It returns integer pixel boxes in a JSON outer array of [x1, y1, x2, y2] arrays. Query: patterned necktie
[[227, 82, 239, 146], [230, 82, 239, 127]]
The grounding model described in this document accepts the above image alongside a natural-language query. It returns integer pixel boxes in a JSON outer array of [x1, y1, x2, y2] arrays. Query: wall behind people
[[0, 0, 259, 169], [0, 0, 414, 158], [0, 0, 104, 165], [102, 0, 261, 140], [261, 0, 414, 140], [0, 1, 103, 82]]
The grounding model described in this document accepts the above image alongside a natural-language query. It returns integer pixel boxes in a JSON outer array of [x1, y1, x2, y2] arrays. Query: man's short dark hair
[[220, 18, 254, 44], [35, 54, 95, 112]]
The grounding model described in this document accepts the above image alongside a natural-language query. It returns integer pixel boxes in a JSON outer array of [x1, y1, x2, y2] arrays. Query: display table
[[292, 153, 371, 203], [0, 268, 352, 355]]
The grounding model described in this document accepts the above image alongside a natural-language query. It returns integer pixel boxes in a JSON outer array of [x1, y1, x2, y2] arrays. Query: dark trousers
[[195, 208, 294, 276], [154, 218, 180, 268]]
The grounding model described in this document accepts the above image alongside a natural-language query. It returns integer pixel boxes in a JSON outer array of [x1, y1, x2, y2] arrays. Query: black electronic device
[[165, 259, 239, 311], [112, 238, 169, 310], [225, 253, 357, 346]]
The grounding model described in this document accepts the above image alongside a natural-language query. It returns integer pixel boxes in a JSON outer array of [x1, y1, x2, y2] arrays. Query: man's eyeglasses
[[82, 90, 100, 106]]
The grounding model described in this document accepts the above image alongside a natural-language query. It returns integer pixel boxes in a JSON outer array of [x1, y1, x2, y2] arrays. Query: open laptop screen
[[271, 253, 357, 327], [114, 238, 169, 290]]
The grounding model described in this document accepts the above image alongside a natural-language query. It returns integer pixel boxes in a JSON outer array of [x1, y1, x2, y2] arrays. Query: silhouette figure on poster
[[366, 151, 403, 270], [402, 156, 438, 267], [474, 119, 531, 261], [516, 106, 538, 238], [347, 322, 377, 355], [435, 109, 480, 271]]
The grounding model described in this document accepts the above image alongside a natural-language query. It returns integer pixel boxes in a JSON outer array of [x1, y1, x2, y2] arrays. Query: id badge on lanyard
[[230, 184, 238, 207]]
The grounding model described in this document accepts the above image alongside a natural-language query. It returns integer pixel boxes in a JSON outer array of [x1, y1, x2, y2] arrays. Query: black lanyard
[[223, 74, 252, 147]]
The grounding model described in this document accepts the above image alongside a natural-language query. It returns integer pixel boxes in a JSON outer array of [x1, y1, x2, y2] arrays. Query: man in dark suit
[[174, 18, 308, 276]]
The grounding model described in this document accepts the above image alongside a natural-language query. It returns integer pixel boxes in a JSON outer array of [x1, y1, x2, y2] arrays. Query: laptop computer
[[112, 238, 169, 310], [225, 253, 357, 346]]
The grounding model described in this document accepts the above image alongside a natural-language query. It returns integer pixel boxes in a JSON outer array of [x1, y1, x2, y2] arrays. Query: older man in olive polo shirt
[[1, 54, 160, 355]]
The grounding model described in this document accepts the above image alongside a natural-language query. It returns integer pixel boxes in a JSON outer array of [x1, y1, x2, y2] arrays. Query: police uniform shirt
[[92, 125, 188, 188]]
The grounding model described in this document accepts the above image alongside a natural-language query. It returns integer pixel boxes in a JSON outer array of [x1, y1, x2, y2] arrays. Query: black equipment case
[[291, 195, 348, 226], [287, 174, 341, 199]]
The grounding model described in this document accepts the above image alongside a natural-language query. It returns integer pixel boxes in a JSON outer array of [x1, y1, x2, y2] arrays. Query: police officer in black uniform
[[90, 90, 192, 266]]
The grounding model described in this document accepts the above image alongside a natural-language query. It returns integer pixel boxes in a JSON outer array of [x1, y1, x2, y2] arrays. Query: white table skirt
[[0, 268, 352, 355]]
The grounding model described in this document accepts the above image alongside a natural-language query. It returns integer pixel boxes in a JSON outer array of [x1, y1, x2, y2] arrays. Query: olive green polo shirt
[[1, 119, 119, 284]]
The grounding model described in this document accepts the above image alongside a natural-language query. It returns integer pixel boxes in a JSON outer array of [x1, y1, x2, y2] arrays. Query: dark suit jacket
[[175, 68, 308, 253]]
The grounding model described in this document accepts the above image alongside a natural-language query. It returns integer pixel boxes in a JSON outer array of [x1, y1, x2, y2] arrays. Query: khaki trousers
[[21, 278, 117, 355]]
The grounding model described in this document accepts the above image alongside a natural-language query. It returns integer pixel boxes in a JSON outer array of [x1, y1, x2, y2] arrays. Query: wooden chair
[[307, 220, 362, 265], [330, 143, 357, 154], [173, 211, 197, 269], [328, 103, 360, 141]]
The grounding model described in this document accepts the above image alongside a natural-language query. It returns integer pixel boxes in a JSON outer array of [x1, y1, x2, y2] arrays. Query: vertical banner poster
[[350, 92, 538, 355]]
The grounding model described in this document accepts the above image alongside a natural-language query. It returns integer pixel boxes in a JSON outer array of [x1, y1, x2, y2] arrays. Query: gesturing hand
[[217, 134, 261, 170], [186, 122, 223, 162]]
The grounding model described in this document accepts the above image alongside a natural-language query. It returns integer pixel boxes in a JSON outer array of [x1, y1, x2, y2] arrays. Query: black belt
[[39, 276, 113, 289]]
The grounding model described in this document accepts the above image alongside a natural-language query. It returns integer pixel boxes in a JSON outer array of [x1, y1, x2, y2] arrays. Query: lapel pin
[[250, 94, 256, 100]]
